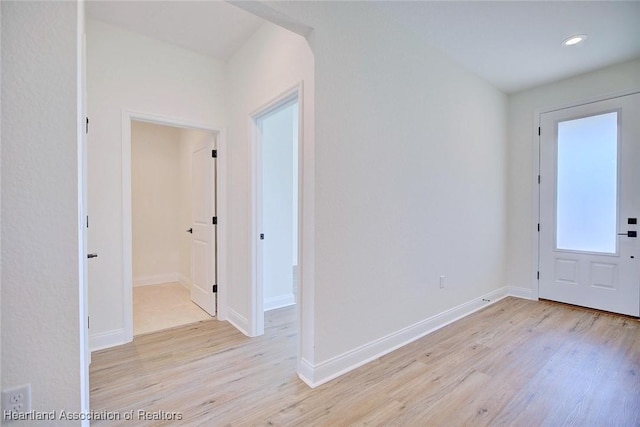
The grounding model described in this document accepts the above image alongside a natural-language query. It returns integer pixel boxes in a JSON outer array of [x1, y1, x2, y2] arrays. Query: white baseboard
[[508, 286, 536, 300], [178, 273, 191, 290], [297, 357, 316, 388], [298, 286, 509, 388], [90, 328, 131, 352], [227, 308, 250, 337], [265, 293, 296, 311], [133, 273, 180, 287]]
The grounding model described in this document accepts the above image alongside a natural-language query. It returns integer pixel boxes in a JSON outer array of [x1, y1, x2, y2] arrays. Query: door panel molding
[[532, 88, 640, 300], [190, 137, 217, 316], [536, 92, 640, 316]]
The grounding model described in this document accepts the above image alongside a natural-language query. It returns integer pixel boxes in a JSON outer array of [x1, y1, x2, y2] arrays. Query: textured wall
[[1, 1, 83, 421]]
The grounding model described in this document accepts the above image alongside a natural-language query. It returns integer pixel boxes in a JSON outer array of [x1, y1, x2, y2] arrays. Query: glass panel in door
[[556, 112, 618, 253]]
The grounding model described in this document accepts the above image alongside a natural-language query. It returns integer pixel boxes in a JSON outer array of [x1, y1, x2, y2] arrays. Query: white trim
[[132, 273, 180, 287], [227, 309, 250, 337], [264, 294, 296, 311], [535, 88, 640, 116], [125, 110, 225, 133], [531, 110, 541, 299], [89, 328, 128, 352], [179, 273, 191, 290], [249, 84, 303, 338], [507, 286, 536, 300], [297, 80, 315, 377], [298, 287, 510, 388], [121, 113, 134, 345], [297, 358, 315, 388], [216, 129, 229, 321], [249, 111, 264, 336], [250, 90, 299, 119], [121, 110, 228, 344], [77, 2, 90, 423], [531, 87, 640, 300]]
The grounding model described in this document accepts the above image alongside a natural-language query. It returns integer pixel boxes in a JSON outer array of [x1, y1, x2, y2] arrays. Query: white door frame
[[77, 1, 90, 422], [121, 110, 228, 341], [249, 84, 302, 337], [532, 88, 640, 299]]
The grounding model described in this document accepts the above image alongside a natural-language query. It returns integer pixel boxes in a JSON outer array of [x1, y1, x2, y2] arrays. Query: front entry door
[[539, 93, 640, 316], [190, 136, 217, 316]]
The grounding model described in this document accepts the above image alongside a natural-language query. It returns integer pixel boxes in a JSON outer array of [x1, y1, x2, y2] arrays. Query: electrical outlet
[[439, 275, 445, 288], [2, 384, 31, 414]]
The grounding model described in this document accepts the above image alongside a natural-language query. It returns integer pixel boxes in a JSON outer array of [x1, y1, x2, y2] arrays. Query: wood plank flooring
[[90, 297, 640, 426]]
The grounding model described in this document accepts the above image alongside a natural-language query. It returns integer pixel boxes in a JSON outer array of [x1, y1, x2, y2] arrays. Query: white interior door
[[190, 136, 217, 316], [539, 93, 640, 316]]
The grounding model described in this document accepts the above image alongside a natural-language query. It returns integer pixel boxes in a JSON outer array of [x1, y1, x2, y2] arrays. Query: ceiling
[[373, 1, 640, 93], [86, 1, 265, 61], [87, 1, 640, 93]]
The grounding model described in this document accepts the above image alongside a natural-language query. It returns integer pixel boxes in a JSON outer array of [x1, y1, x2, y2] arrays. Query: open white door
[[190, 136, 217, 316], [539, 92, 640, 316]]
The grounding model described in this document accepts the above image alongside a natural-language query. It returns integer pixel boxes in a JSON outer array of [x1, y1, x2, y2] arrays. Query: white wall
[[261, 102, 298, 310], [256, 2, 507, 384], [225, 22, 314, 337], [87, 19, 226, 347], [3, 2, 635, 413], [314, 2, 507, 364], [131, 121, 182, 286], [506, 59, 640, 293], [1, 0, 83, 420]]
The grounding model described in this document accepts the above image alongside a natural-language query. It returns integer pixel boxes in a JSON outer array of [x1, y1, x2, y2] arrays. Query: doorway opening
[[130, 120, 217, 335], [251, 87, 301, 336], [122, 112, 225, 340], [537, 92, 640, 317]]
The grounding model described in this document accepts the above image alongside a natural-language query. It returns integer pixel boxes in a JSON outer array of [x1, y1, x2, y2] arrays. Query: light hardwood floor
[[90, 297, 640, 426]]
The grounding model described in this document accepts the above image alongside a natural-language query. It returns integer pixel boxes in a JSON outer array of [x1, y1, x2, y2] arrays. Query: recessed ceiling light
[[562, 34, 587, 46]]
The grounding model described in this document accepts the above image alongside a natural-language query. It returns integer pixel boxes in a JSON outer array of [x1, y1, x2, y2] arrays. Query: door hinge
[[212, 216, 217, 225], [212, 284, 218, 293], [260, 233, 265, 240], [87, 316, 90, 329], [537, 271, 540, 280], [86, 117, 89, 134], [212, 149, 217, 158], [537, 223, 540, 232], [538, 175, 541, 184], [538, 126, 541, 136], [86, 215, 89, 228]]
